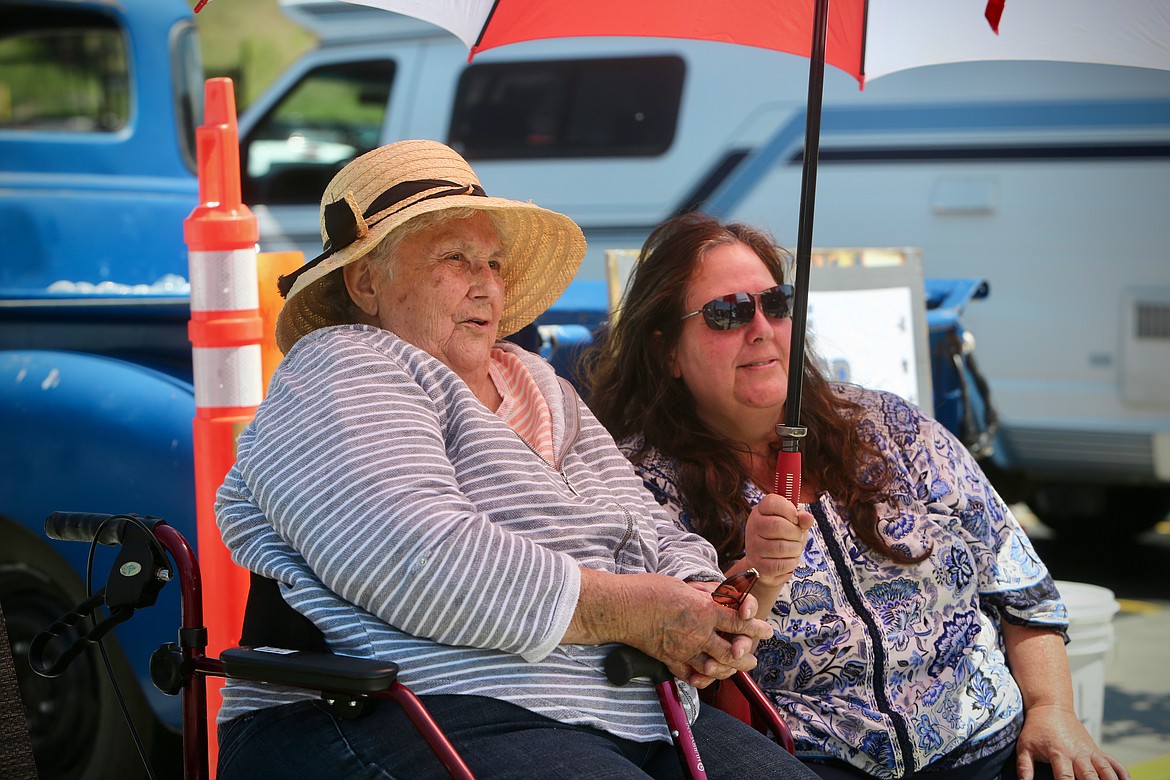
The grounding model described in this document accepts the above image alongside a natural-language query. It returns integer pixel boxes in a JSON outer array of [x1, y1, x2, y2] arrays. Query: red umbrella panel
[[467, 0, 873, 85]]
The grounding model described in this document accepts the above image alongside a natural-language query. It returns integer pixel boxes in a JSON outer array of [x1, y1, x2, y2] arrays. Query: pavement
[[1104, 599, 1170, 779], [1020, 510, 1170, 780]]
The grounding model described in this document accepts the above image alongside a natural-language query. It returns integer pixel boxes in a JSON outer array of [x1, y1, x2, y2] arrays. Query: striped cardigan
[[214, 325, 725, 742]]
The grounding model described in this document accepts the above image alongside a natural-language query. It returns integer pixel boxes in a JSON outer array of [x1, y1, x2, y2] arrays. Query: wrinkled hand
[[744, 492, 813, 588], [683, 579, 768, 686], [1016, 704, 1129, 780], [618, 573, 772, 688]]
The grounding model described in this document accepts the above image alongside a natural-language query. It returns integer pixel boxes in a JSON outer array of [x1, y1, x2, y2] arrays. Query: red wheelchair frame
[[31, 512, 793, 779]]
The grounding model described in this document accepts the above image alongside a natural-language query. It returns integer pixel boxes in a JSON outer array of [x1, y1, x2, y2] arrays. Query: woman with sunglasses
[[586, 213, 1126, 780]]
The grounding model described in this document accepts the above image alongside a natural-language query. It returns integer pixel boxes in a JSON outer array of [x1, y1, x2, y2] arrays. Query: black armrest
[[605, 645, 672, 686], [221, 647, 399, 695]]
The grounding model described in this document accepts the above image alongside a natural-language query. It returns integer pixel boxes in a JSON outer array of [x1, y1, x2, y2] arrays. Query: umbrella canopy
[[336, 0, 1170, 88]]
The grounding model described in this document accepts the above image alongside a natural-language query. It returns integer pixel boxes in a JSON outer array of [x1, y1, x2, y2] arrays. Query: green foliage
[[187, 0, 316, 109], [0, 28, 128, 130]]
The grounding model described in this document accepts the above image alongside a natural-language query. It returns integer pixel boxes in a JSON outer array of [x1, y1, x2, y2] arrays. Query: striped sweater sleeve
[[222, 329, 581, 663]]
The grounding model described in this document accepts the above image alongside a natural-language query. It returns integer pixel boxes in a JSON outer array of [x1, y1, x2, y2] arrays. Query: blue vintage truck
[[0, 0, 994, 777], [0, 0, 200, 775]]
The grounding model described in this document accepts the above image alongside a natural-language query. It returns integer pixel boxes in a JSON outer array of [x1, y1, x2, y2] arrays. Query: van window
[[242, 59, 395, 204], [449, 56, 684, 159], [0, 5, 129, 132]]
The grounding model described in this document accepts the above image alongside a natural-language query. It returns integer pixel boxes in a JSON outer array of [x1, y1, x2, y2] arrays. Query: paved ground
[[1022, 511, 1170, 780], [1103, 601, 1170, 777]]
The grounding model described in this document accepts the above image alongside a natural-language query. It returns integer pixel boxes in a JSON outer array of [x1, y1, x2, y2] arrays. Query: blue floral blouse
[[621, 385, 1068, 777]]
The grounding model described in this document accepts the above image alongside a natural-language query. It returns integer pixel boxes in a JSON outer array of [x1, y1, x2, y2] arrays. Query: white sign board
[[806, 286, 925, 408]]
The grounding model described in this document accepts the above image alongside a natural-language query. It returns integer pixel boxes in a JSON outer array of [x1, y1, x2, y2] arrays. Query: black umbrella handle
[[786, 0, 831, 432]]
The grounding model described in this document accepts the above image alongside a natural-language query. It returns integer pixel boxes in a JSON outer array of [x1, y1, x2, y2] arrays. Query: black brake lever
[[29, 518, 173, 677]]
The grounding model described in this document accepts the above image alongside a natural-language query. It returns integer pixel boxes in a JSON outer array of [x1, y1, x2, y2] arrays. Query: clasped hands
[[630, 492, 812, 688], [571, 492, 811, 688]]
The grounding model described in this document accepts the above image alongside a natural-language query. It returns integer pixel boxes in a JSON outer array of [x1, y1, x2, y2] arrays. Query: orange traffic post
[[256, 251, 303, 391], [183, 76, 260, 775]]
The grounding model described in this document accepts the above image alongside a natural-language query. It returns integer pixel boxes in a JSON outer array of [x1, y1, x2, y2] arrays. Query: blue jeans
[[802, 741, 1056, 780], [217, 694, 815, 779]]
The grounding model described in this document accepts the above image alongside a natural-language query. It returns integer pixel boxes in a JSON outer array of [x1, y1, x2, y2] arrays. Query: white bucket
[[1055, 580, 1120, 742]]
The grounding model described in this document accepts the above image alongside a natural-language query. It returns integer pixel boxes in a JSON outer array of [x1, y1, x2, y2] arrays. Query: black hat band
[[277, 178, 487, 298]]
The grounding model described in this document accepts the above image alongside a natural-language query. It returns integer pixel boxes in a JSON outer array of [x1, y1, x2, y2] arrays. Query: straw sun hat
[[274, 139, 586, 354]]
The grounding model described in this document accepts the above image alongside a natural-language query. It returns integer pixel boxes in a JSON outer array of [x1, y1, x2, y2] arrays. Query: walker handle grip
[[44, 512, 164, 546]]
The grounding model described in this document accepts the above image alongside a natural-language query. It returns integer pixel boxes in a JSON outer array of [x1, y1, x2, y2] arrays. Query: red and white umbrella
[[329, 0, 1170, 88]]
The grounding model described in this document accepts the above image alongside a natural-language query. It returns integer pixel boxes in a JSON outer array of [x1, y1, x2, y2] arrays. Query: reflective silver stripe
[[192, 345, 263, 408], [189, 248, 260, 312]]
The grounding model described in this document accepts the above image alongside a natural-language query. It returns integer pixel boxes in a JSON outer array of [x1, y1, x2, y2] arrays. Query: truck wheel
[[1029, 483, 1169, 539], [0, 528, 179, 780]]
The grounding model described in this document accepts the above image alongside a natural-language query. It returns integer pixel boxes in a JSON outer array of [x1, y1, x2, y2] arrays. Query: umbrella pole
[[775, 0, 830, 502]]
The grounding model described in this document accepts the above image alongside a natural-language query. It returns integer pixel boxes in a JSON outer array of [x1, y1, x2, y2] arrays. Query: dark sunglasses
[[679, 284, 795, 331], [711, 569, 759, 609]]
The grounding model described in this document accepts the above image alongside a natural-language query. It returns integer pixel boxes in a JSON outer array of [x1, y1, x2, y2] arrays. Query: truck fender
[[0, 349, 195, 772]]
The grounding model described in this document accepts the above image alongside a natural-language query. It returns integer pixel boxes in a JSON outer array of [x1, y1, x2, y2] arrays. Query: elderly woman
[[586, 213, 1128, 780], [213, 142, 815, 780]]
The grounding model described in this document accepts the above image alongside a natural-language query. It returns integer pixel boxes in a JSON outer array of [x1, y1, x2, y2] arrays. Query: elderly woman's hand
[[635, 574, 773, 687], [681, 580, 771, 688], [565, 569, 772, 687], [744, 493, 813, 589]]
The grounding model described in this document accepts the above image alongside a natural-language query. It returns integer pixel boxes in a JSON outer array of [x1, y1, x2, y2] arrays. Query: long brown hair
[[585, 213, 919, 565]]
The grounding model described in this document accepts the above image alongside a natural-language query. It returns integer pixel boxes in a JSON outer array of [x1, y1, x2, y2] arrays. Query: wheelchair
[[29, 511, 793, 779]]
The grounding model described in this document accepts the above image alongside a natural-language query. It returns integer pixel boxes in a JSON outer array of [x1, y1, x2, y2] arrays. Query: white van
[[239, 0, 1170, 537]]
